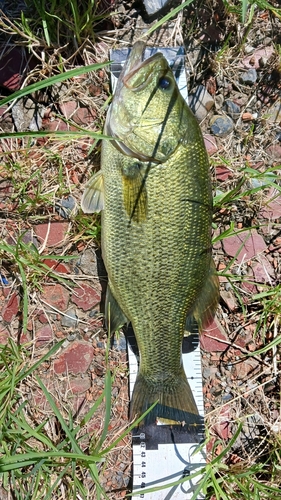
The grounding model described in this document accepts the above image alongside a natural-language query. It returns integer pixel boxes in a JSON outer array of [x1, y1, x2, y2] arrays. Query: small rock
[[222, 229, 267, 263], [223, 100, 240, 119], [60, 101, 77, 119], [215, 165, 232, 181], [43, 259, 70, 274], [73, 106, 96, 126], [241, 46, 274, 69], [252, 257, 274, 284], [203, 134, 218, 156], [61, 308, 78, 327], [41, 284, 70, 311], [113, 332, 127, 351], [55, 196, 76, 219], [241, 281, 257, 295], [53, 340, 94, 374], [67, 333, 77, 341], [2, 292, 20, 322], [72, 284, 101, 311], [142, 0, 172, 16], [36, 325, 53, 345], [69, 376, 91, 394], [239, 69, 257, 85], [266, 144, 281, 161], [210, 115, 234, 137], [6, 229, 38, 248], [35, 221, 69, 247], [220, 289, 239, 312], [242, 112, 254, 121], [12, 98, 44, 132], [244, 45, 255, 55], [0, 326, 9, 344], [201, 317, 229, 352], [43, 118, 69, 132], [76, 248, 99, 276], [260, 188, 281, 220], [189, 85, 215, 121], [267, 102, 281, 123], [213, 406, 231, 440], [222, 393, 233, 402], [214, 94, 224, 110], [0, 47, 37, 91]]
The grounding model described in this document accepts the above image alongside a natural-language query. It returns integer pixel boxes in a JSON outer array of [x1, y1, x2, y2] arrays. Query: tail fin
[[130, 368, 200, 426]]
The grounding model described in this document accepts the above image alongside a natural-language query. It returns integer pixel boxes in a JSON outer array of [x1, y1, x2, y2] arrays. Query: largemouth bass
[[82, 42, 219, 424]]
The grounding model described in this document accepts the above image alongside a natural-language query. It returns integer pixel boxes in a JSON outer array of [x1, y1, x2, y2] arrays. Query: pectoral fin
[[122, 161, 147, 223], [81, 170, 104, 213], [186, 258, 220, 333], [105, 284, 128, 333]]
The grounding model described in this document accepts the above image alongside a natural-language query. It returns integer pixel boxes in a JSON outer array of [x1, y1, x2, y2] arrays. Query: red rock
[[43, 118, 69, 131], [19, 333, 29, 344], [2, 285, 12, 298], [53, 341, 94, 374], [34, 222, 69, 247], [0, 47, 37, 91], [261, 188, 281, 220], [43, 259, 70, 274], [37, 309, 49, 324], [243, 46, 274, 69], [2, 292, 20, 322], [72, 106, 96, 125], [235, 359, 259, 379], [0, 326, 9, 344], [206, 436, 216, 453], [69, 377, 91, 393], [213, 405, 231, 440], [41, 284, 69, 311], [241, 280, 257, 296], [215, 165, 232, 181], [252, 257, 274, 284], [36, 325, 53, 345], [201, 317, 229, 352], [222, 229, 266, 263], [204, 134, 218, 156], [60, 101, 77, 119], [220, 289, 239, 311], [72, 284, 101, 311], [266, 144, 281, 161]]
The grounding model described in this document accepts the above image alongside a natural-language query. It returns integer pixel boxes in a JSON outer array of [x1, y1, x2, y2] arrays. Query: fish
[[81, 41, 219, 425]]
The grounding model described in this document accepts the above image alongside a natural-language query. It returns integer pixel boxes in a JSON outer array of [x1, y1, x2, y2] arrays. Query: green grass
[[0, 339, 155, 499], [0, 0, 280, 498]]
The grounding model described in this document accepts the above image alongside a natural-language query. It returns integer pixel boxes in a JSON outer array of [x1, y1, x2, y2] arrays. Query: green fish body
[[82, 42, 219, 424]]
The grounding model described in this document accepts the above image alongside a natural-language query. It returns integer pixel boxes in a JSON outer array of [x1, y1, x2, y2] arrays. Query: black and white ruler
[[127, 330, 205, 499], [109, 47, 206, 499]]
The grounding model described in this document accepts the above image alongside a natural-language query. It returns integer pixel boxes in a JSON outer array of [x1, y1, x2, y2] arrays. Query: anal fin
[[105, 284, 128, 333], [186, 258, 220, 333]]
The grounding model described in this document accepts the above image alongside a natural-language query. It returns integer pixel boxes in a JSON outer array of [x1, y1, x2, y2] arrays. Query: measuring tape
[[110, 47, 206, 499], [127, 329, 205, 499]]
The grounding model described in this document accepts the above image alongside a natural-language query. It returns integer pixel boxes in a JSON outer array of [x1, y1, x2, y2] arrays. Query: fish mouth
[[106, 42, 164, 163], [122, 42, 163, 92]]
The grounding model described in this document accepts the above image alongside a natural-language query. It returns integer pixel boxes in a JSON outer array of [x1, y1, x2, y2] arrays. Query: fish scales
[[81, 42, 219, 424]]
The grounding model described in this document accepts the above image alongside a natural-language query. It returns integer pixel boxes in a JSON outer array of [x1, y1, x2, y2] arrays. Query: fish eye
[[158, 76, 172, 90]]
